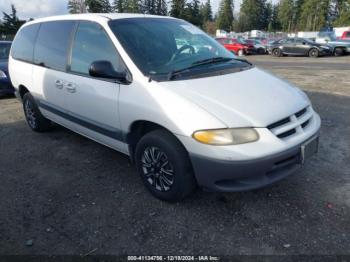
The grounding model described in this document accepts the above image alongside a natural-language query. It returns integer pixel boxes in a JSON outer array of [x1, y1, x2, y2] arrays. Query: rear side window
[[34, 21, 75, 71], [11, 24, 40, 62], [70, 21, 122, 75]]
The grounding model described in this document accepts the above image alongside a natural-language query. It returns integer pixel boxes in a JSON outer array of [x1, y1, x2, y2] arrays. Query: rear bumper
[[190, 134, 319, 192], [0, 79, 14, 95]]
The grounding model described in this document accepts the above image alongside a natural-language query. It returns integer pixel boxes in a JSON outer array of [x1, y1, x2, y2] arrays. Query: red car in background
[[339, 31, 350, 40], [215, 38, 255, 56]]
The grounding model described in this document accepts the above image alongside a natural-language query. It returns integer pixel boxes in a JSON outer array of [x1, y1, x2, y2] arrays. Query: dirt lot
[[0, 55, 349, 258]]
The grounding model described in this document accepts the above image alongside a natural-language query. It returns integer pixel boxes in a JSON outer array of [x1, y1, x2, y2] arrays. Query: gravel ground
[[0, 55, 349, 258]]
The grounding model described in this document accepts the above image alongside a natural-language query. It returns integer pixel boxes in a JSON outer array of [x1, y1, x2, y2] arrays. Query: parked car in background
[[9, 14, 321, 201], [0, 41, 14, 96], [246, 39, 267, 54], [316, 32, 350, 56], [339, 31, 350, 40], [249, 37, 268, 46], [216, 37, 254, 56], [268, 38, 331, 58]]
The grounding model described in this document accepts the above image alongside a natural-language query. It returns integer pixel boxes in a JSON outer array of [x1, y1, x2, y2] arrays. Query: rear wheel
[[272, 48, 282, 57], [334, 47, 344, 56], [23, 93, 51, 132], [309, 48, 319, 58], [135, 130, 196, 202]]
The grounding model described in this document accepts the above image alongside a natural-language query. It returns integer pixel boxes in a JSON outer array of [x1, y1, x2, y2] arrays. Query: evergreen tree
[[332, 0, 350, 26], [186, 0, 202, 26], [170, 0, 186, 19], [1, 4, 24, 34], [124, 0, 142, 13], [113, 0, 125, 12], [85, 0, 112, 13], [299, 0, 330, 31], [278, 0, 294, 32], [239, 0, 268, 31], [68, 0, 87, 14], [200, 0, 213, 22], [143, 0, 167, 15], [155, 0, 167, 15], [216, 0, 234, 32]]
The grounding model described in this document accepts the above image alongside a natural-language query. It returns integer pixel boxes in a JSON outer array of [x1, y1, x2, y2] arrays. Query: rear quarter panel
[[9, 56, 33, 93]]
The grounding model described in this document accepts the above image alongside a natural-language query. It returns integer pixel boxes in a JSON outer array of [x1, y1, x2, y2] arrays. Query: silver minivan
[[9, 14, 321, 201]]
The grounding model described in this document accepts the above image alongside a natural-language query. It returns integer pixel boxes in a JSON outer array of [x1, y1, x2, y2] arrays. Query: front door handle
[[55, 80, 64, 89], [66, 83, 76, 93]]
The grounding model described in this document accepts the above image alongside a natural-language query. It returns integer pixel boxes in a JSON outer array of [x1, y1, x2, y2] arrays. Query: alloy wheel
[[141, 147, 175, 192], [24, 100, 37, 129]]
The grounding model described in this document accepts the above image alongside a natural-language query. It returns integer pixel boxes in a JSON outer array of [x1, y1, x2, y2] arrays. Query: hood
[[160, 67, 310, 128]]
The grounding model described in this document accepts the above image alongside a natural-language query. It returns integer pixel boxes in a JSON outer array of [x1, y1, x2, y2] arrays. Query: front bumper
[[190, 134, 319, 192], [319, 48, 332, 56]]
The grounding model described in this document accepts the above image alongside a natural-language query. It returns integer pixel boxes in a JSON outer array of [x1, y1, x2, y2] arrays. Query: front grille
[[268, 106, 313, 140]]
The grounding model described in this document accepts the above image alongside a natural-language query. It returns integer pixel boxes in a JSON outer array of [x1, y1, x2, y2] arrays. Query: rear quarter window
[[11, 24, 40, 62], [34, 21, 75, 71]]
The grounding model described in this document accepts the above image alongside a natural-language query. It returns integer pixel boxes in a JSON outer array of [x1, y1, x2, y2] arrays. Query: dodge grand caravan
[[9, 14, 321, 202]]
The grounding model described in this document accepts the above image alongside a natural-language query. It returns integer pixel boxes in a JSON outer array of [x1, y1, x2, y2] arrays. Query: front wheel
[[272, 48, 282, 57], [135, 130, 197, 202], [23, 93, 51, 132], [309, 48, 319, 58]]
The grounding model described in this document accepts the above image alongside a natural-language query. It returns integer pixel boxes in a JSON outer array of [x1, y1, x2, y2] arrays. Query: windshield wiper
[[168, 57, 251, 80], [168, 57, 232, 80]]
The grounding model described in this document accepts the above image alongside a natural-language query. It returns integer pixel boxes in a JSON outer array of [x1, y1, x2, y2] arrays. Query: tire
[[135, 129, 197, 202], [309, 48, 319, 58], [23, 93, 51, 132], [272, 48, 282, 57], [237, 49, 244, 56], [334, 47, 344, 56]]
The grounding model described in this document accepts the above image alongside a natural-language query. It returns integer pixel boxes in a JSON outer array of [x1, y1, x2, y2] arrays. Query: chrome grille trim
[[268, 106, 313, 139]]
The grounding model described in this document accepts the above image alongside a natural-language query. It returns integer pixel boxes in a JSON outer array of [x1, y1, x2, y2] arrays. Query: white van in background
[[9, 14, 321, 201]]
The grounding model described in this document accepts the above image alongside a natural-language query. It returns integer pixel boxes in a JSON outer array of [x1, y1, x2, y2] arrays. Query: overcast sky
[[0, 0, 274, 20]]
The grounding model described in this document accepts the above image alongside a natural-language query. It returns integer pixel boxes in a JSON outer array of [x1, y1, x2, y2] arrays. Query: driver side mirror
[[302, 41, 306, 45], [89, 61, 130, 84]]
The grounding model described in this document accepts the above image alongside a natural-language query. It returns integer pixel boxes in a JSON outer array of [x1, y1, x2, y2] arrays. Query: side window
[[11, 24, 40, 62], [34, 21, 75, 71], [70, 21, 122, 76]]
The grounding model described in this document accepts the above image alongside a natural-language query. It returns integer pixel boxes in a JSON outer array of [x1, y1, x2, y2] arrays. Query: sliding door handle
[[66, 83, 76, 93], [55, 80, 64, 89]]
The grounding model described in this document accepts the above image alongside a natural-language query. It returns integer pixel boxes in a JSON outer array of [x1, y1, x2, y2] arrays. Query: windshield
[[302, 38, 316, 44], [109, 18, 247, 80], [0, 43, 11, 60]]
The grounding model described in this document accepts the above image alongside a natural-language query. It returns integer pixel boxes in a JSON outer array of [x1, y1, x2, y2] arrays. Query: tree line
[[0, 5, 26, 36], [69, 0, 350, 33], [0, 0, 349, 38]]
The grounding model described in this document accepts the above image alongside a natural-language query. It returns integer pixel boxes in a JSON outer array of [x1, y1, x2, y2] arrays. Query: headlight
[[192, 128, 259, 146], [0, 70, 7, 79]]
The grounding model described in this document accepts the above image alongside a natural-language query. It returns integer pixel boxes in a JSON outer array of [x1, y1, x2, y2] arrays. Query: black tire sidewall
[[334, 47, 343, 56], [23, 93, 51, 132], [135, 130, 196, 202], [273, 48, 281, 57], [309, 48, 319, 58]]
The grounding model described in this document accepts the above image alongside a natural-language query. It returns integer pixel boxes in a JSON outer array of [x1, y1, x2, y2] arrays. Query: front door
[[63, 21, 127, 153]]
